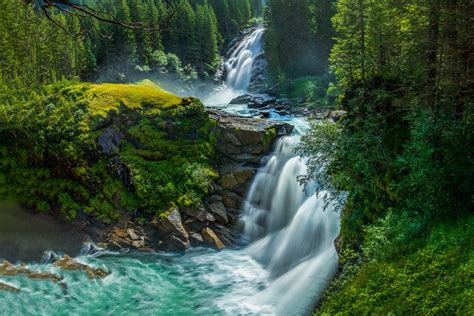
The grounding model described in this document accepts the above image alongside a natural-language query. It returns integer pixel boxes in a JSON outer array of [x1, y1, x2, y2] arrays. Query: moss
[[263, 127, 277, 146], [0, 80, 217, 222], [316, 215, 474, 315]]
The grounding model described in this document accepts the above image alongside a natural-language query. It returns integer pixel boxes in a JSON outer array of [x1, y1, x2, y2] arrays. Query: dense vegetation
[[296, 0, 473, 313], [0, 0, 261, 87], [0, 81, 216, 222]]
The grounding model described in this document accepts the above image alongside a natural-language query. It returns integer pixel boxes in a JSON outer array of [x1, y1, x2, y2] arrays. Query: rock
[[220, 190, 243, 209], [248, 94, 277, 108], [208, 108, 293, 163], [181, 205, 216, 222], [153, 208, 190, 251], [207, 201, 228, 224], [0, 282, 20, 293], [0, 260, 63, 283], [97, 126, 121, 155], [54, 255, 110, 279], [105, 225, 148, 251], [328, 110, 348, 122], [188, 231, 204, 245], [212, 224, 235, 246], [202, 228, 225, 250], [218, 165, 255, 192], [229, 94, 253, 105], [126, 228, 140, 240]]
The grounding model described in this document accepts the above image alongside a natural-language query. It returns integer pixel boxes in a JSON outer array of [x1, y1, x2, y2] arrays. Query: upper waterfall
[[206, 27, 265, 105]]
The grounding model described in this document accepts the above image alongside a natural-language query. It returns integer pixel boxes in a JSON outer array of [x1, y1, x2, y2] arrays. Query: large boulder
[[152, 208, 190, 251]]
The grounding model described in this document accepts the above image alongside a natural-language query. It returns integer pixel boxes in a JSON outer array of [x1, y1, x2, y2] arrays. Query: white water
[[239, 119, 341, 315], [206, 28, 265, 105], [209, 27, 342, 314]]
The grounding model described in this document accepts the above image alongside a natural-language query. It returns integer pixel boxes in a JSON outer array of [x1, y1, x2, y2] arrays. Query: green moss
[[316, 215, 474, 315], [263, 127, 277, 146], [0, 80, 217, 222]]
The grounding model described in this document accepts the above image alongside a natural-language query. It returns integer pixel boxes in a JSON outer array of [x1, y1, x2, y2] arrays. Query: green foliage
[[0, 81, 216, 222], [0, 0, 257, 87], [316, 215, 474, 315]]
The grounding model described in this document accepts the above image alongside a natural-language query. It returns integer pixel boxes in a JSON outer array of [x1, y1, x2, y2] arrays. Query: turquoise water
[[1, 248, 270, 315]]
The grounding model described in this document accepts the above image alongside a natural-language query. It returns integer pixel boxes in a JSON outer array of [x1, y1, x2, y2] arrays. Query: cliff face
[[0, 81, 293, 254]]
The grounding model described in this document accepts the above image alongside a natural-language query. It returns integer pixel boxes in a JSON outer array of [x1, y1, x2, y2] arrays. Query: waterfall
[[206, 28, 265, 105], [240, 120, 341, 315]]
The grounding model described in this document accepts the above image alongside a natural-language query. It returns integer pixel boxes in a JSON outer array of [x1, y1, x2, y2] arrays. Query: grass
[[89, 80, 183, 118]]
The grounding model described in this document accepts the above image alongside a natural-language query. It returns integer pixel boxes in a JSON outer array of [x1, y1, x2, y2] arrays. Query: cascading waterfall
[[206, 27, 265, 105], [239, 119, 341, 315]]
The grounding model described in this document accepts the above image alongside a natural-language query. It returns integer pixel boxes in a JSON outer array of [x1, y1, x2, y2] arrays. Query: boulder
[[220, 190, 243, 209], [248, 94, 277, 108], [181, 205, 216, 222], [229, 94, 253, 105], [202, 228, 225, 250], [207, 201, 228, 224], [153, 208, 190, 251]]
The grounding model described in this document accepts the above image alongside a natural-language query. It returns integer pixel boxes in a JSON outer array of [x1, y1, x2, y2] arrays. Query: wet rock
[[153, 208, 190, 251], [208, 108, 293, 163], [0, 260, 63, 283], [207, 201, 228, 224], [54, 255, 110, 279], [0, 282, 20, 293], [229, 94, 253, 105], [202, 228, 225, 250]]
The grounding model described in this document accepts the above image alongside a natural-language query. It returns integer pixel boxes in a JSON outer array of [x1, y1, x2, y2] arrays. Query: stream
[[0, 28, 341, 315]]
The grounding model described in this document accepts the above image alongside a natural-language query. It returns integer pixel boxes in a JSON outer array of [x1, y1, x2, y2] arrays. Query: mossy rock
[[0, 80, 217, 222]]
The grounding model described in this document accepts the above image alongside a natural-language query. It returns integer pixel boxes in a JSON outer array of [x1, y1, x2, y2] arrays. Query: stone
[[54, 255, 110, 279], [202, 228, 225, 250], [97, 126, 121, 155], [220, 190, 243, 209], [328, 110, 348, 123], [181, 205, 216, 222], [153, 208, 190, 251], [189, 231, 204, 244], [207, 201, 228, 224], [0, 260, 63, 283], [126, 228, 140, 240], [229, 94, 253, 105], [248, 94, 277, 108]]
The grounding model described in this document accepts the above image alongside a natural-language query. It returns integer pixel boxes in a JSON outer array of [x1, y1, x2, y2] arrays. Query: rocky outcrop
[[153, 209, 190, 252], [54, 255, 110, 279]]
